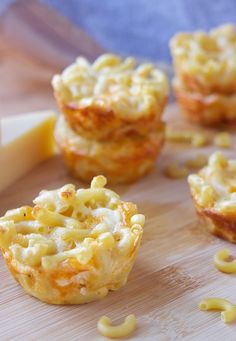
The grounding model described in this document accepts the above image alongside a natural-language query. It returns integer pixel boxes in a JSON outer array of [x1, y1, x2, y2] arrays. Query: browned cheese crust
[[55, 92, 167, 141], [55, 115, 165, 184], [0, 177, 145, 304], [173, 79, 236, 125], [188, 152, 236, 243], [52, 54, 168, 141]]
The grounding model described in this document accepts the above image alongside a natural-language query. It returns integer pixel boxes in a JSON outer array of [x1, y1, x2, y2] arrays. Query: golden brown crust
[[52, 54, 168, 141], [55, 115, 165, 184], [192, 199, 236, 243], [2, 236, 141, 304], [176, 70, 236, 96], [175, 70, 236, 96], [188, 152, 236, 243], [55, 92, 167, 141], [173, 79, 236, 125], [0, 179, 144, 304]]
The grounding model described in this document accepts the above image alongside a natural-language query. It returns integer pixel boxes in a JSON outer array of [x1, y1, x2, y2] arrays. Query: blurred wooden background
[[0, 0, 105, 117]]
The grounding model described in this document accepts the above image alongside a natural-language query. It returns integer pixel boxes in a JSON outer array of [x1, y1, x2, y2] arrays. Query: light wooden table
[[1, 2, 236, 340]]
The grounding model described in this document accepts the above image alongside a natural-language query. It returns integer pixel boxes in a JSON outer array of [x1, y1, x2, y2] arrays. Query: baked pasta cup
[[55, 115, 165, 184], [188, 152, 236, 243], [170, 24, 236, 95], [52, 54, 168, 141], [173, 78, 236, 125], [0, 176, 144, 304]]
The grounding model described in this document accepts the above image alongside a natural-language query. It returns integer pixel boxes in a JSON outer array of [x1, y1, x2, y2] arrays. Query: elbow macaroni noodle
[[213, 132, 232, 149], [199, 298, 236, 323], [165, 128, 207, 147], [185, 154, 208, 169], [213, 249, 236, 273], [97, 314, 136, 338], [164, 162, 189, 179]]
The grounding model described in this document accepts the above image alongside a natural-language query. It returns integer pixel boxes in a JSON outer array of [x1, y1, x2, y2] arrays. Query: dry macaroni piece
[[164, 162, 189, 179], [170, 24, 236, 95], [213, 249, 236, 273], [165, 128, 192, 143], [0, 176, 144, 304], [52, 53, 168, 141], [199, 298, 236, 323], [166, 127, 207, 147], [173, 77, 236, 126], [185, 154, 208, 169], [55, 115, 165, 184], [214, 132, 232, 148], [97, 314, 136, 338], [191, 133, 207, 147], [188, 151, 236, 243]]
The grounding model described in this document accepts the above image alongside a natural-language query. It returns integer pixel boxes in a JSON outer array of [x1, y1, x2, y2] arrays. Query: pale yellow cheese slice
[[0, 110, 57, 193]]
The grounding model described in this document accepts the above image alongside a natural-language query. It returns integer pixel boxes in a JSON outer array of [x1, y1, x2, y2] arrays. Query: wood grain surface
[[1, 105, 236, 341], [1, 1, 236, 340]]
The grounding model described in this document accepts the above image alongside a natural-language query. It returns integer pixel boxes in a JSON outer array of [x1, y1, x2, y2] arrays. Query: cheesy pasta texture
[[170, 24, 236, 94], [188, 151, 236, 243], [0, 176, 144, 304], [52, 53, 168, 142], [52, 53, 168, 120]]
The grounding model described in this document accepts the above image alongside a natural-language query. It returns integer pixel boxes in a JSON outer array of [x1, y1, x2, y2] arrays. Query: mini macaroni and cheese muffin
[[52, 54, 168, 141], [170, 24, 236, 95], [55, 115, 165, 184], [0, 176, 144, 304], [173, 78, 236, 125], [188, 152, 236, 243]]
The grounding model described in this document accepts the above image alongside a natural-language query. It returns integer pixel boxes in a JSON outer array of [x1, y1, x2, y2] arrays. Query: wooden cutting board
[[1, 1, 236, 340], [0, 0, 105, 118], [1, 104, 236, 341]]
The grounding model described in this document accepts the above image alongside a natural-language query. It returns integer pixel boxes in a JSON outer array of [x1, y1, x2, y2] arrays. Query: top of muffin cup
[[52, 54, 168, 141], [170, 24, 236, 95]]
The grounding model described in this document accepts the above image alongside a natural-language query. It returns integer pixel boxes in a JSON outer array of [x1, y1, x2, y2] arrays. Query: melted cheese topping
[[170, 24, 236, 87], [52, 54, 168, 119], [0, 176, 145, 270], [188, 152, 236, 212]]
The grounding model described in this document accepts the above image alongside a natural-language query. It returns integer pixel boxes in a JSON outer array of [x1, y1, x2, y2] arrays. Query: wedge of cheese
[[0, 110, 57, 193]]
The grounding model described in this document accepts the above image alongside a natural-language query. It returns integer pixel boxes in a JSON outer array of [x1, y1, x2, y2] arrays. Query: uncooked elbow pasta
[[165, 128, 192, 143], [213, 132, 232, 148], [213, 249, 236, 273], [165, 128, 207, 147], [97, 314, 136, 338], [199, 298, 236, 323], [0, 176, 145, 304], [185, 154, 208, 169], [191, 133, 207, 147], [164, 162, 189, 179]]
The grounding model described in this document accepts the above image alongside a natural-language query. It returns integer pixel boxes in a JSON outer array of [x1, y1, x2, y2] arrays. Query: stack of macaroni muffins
[[170, 24, 236, 126], [52, 54, 168, 184]]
